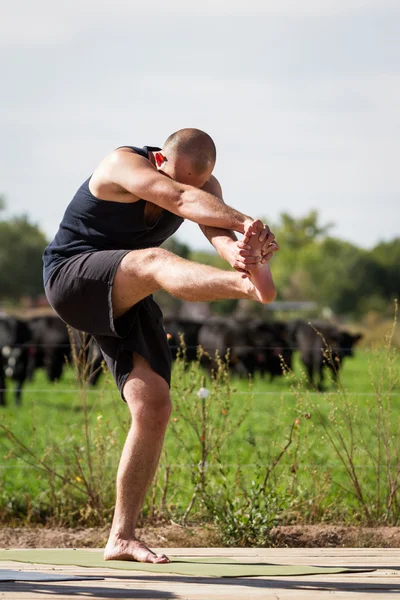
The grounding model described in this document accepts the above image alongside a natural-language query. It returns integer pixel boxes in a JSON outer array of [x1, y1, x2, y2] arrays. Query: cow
[[197, 316, 250, 376], [0, 314, 32, 406], [27, 315, 71, 383], [69, 328, 104, 386], [27, 315, 104, 386], [163, 317, 203, 363], [247, 319, 293, 379], [197, 317, 292, 378], [0, 350, 5, 406], [288, 319, 363, 390]]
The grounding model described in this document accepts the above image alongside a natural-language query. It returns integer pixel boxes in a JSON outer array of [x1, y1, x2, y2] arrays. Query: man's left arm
[[199, 176, 275, 273]]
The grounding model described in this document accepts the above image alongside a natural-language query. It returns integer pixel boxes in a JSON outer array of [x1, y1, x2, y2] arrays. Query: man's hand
[[232, 241, 279, 275], [236, 219, 279, 273], [198, 179, 278, 271], [230, 241, 263, 274]]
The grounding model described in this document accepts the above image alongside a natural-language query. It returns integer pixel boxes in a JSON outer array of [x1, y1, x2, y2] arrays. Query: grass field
[[0, 337, 399, 540]]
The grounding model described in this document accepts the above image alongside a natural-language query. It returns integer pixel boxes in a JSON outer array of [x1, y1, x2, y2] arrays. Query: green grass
[[0, 345, 399, 530]]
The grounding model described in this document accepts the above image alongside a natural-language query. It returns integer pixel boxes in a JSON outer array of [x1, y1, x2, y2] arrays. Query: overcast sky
[[1, 0, 399, 250]]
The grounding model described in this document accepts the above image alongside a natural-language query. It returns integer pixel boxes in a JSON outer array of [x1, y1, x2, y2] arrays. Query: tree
[[162, 237, 190, 259], [0, 214, 48, 300], [275, 210, 334, 250], [372, 239, 400, 301], [373, 238, 400, 266], [305, 239, 385, 315], [269, 210, 334, 301]]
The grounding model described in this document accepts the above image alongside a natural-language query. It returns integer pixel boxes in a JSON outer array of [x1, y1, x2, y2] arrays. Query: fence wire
[[4, 343, 376, 351], [0, 388, 398, 396]]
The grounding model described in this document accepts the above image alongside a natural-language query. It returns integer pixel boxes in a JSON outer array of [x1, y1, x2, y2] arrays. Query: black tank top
[[43, 146, 184, 285]]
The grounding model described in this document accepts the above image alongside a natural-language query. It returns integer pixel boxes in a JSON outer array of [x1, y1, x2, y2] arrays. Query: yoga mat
[[0, 549, 373, 578], [0, 569, 103, 582]]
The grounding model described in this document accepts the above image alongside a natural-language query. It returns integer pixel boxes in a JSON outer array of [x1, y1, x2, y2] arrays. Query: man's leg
[[112, 246, 275, 319], [104, 353, 171, 563], [105, 245, 275, 564]]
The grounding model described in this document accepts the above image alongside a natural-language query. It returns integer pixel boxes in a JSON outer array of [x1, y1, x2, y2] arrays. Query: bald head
[[162, 128, 216, 176]]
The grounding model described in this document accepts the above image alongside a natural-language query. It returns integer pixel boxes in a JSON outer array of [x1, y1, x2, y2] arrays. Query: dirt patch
[[1, 524, 400, 549], [271, 525, 400, 548], [0, 523, 220, 549]]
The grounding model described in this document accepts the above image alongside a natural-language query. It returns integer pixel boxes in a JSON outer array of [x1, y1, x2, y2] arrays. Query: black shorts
[[45, 250, 172, 400]]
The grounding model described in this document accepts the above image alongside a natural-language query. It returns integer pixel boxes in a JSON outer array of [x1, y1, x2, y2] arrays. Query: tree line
[[0, 197, 398, 318]]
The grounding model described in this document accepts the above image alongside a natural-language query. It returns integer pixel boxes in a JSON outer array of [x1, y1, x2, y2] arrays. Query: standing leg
[[105, 243, 276, 563], [104, 353, 171, 563]]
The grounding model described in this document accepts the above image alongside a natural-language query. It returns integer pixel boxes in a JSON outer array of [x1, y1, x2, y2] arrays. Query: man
[[43, 128, 278, 563]]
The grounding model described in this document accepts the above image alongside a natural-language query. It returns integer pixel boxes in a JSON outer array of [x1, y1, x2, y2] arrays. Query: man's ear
[[154, 152, 166, 168]]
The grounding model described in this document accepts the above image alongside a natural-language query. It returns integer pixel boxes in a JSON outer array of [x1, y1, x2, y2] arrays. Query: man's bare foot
[[243, 220, 277, 304], [241, 272, 275, 304], [104, 537, 170, 563]]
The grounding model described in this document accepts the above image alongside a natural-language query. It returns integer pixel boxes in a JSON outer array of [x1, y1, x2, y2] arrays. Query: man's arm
[[199, 176, 247, 269], [109, 151, 253, 234]]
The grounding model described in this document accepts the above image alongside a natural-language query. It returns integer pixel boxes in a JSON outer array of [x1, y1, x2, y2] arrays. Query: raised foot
[[243, 219, 264, 256], [104, 538, 170, 564], [243, 220, 277, 304], [247, 268, 276, 304]]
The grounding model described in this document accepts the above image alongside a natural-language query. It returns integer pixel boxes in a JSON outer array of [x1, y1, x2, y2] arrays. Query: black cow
[[27, 315, 104, 386], [69, 328, 104, 386], [27, 315, 71, 383], [247, 320, 293, 379], [197, 317, 291, 378], [163, 317, 203, 363], [197, 316, 251, 376], [0, 314, 32, 406], [0, 350, 5, 406], [288, 319, 363, 389]]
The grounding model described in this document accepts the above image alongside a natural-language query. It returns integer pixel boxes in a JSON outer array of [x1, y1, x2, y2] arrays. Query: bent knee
[[112, 248, 172, 316], [120, 247, 170, 279]]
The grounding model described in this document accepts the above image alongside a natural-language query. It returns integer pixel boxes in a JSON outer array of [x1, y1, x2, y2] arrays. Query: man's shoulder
[[202, 174, 222, 198], [107, 147, 152, 169], [114, 145, 161, 157], [206, 173, 220, 185]]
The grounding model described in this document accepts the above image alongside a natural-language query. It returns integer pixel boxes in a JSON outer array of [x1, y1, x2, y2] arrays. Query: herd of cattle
[[0, 314, 103, 407], [0, 312, 363, 406]]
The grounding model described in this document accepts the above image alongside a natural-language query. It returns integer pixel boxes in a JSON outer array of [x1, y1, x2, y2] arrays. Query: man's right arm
[[109, 151, 254, 234]]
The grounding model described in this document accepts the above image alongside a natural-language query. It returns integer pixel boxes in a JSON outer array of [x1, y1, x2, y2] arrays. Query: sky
[[1, 0, 399, 250]]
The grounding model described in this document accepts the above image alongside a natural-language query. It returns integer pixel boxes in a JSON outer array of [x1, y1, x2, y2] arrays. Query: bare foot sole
[[246, 268, 276, 304], [104, 538, 170, 563], [243, 221, 276, 304]]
